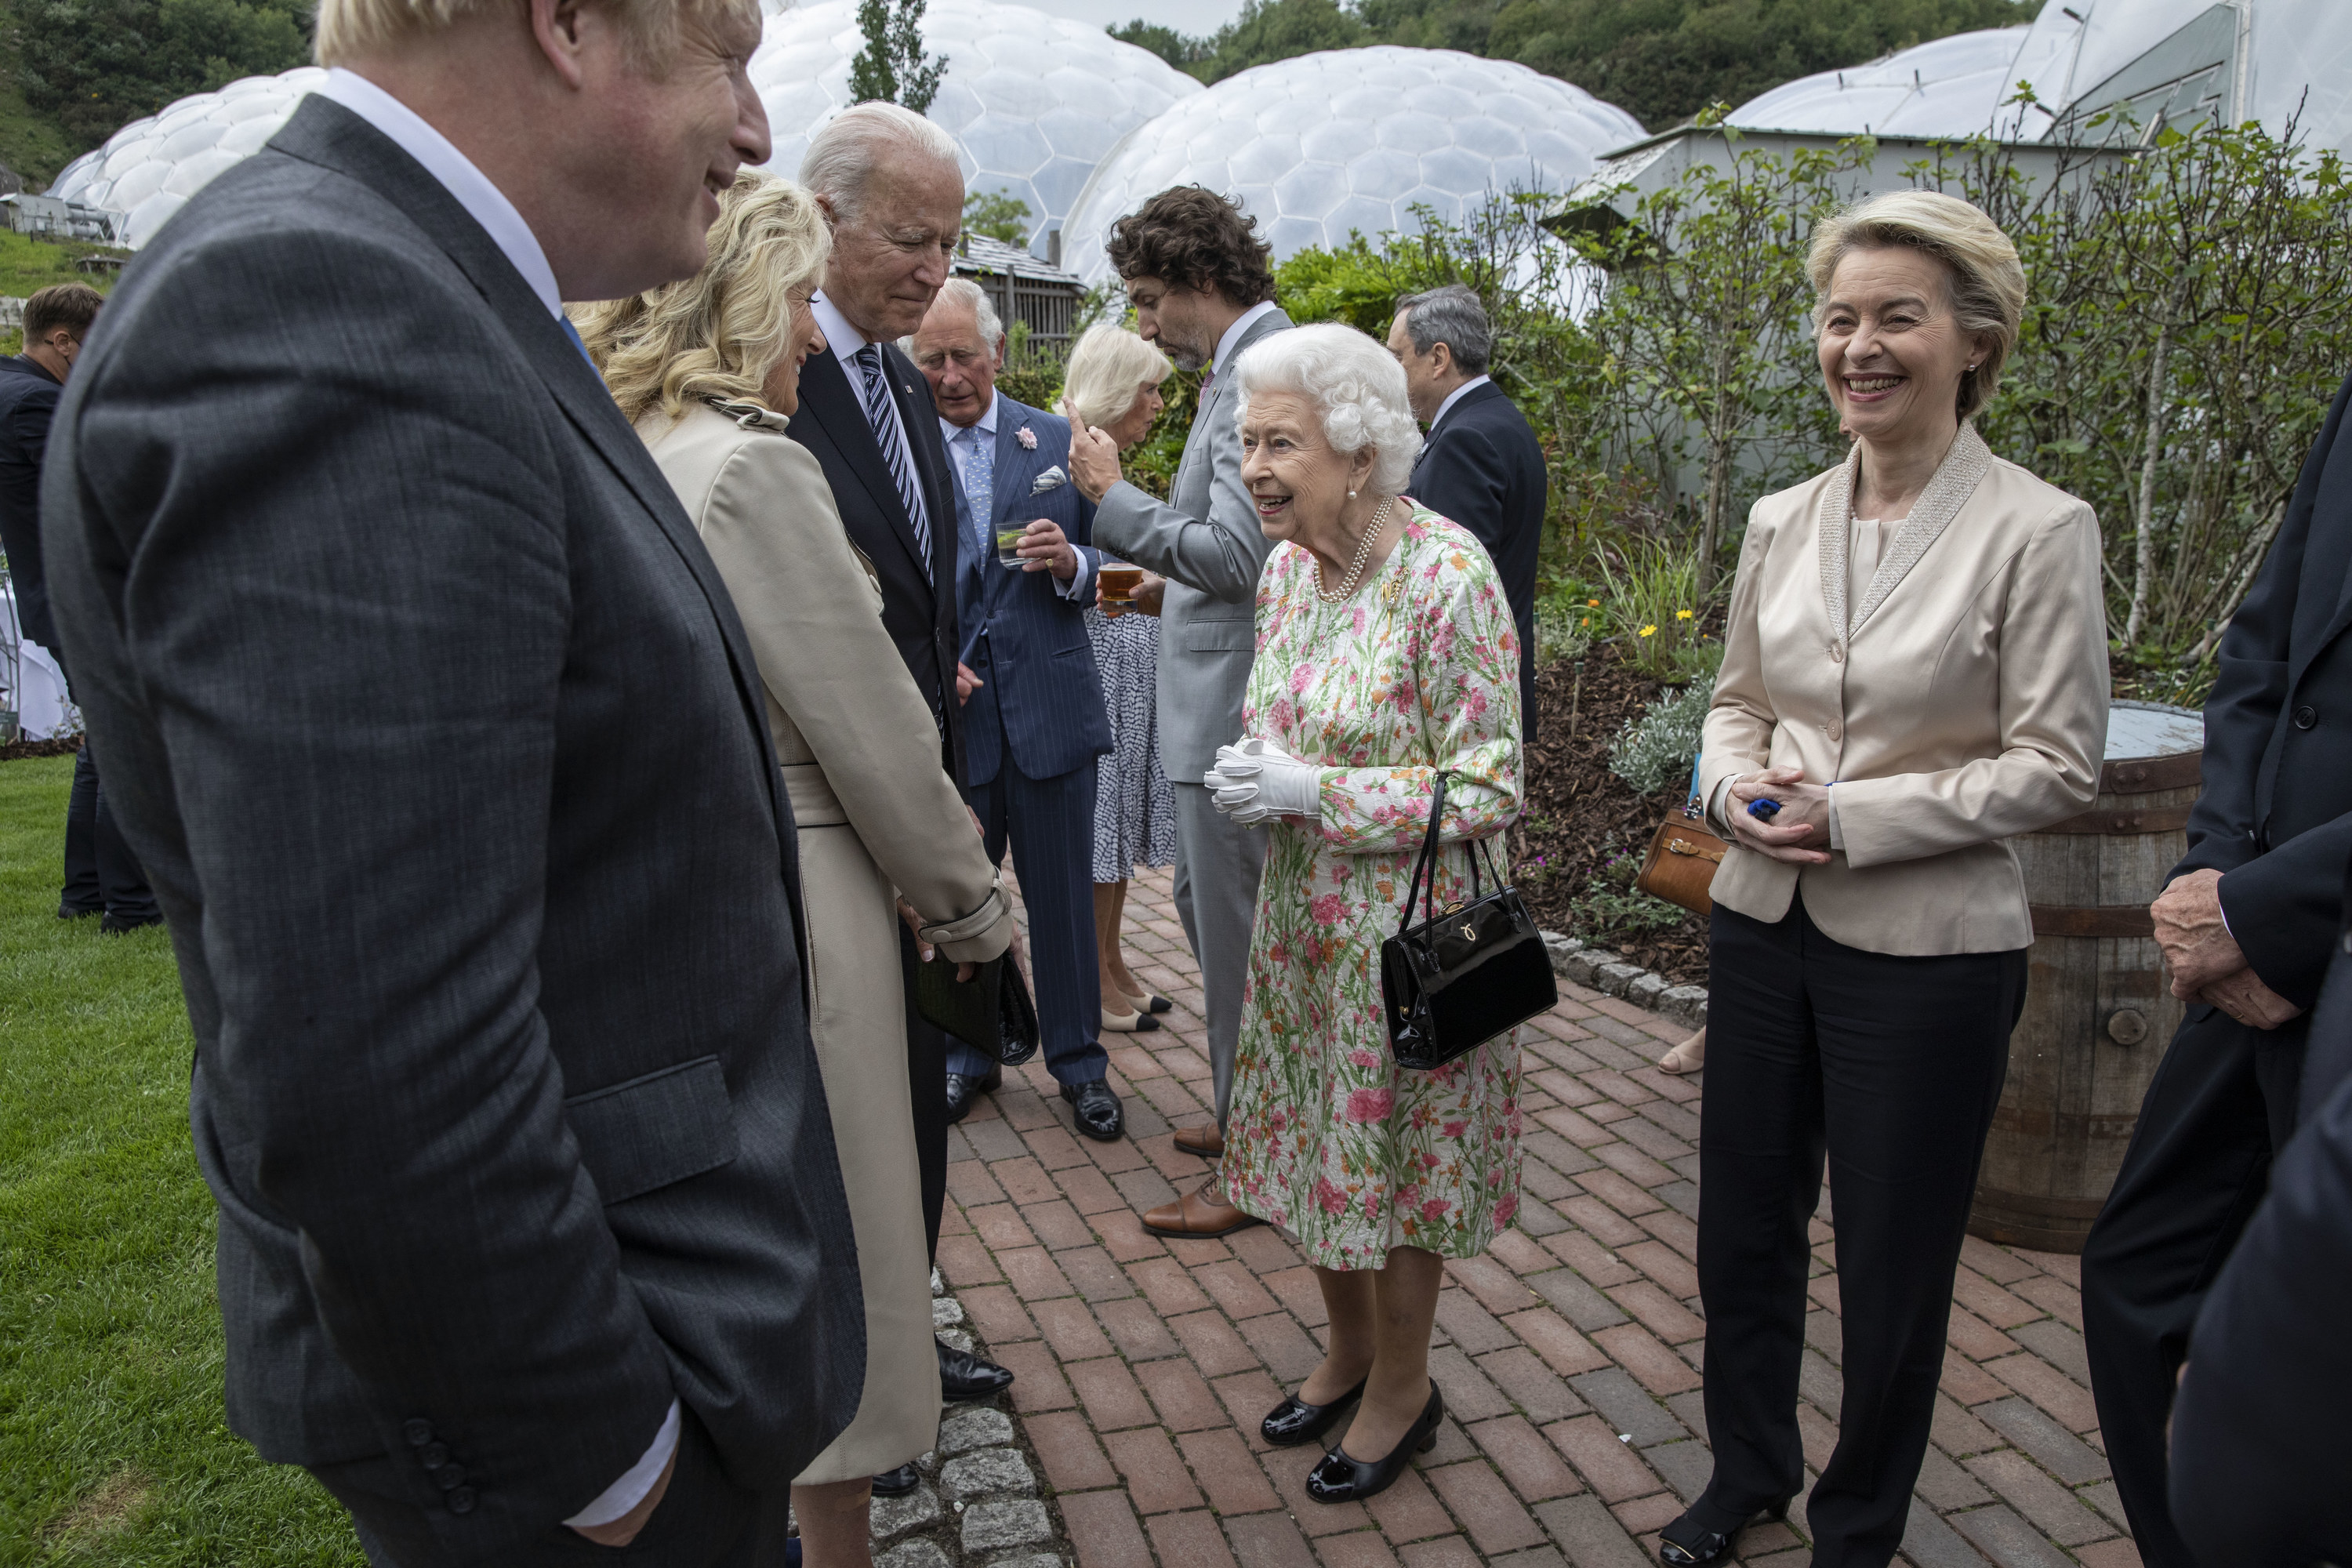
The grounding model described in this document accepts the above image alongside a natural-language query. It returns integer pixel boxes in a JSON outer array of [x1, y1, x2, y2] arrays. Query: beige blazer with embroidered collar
[[1698, 424, 2111, 955]]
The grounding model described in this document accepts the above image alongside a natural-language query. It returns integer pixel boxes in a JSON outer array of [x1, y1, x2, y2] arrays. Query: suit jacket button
[[431, 1464, 466, 1490], [1825, 719, 1842, 742], [2295, 705, 2318, 729], [446, 1486, 477, 1515], [403, 1419, 434, 1447], [419, 1443, 449, 1469], [1828, 641, 1844, 662]]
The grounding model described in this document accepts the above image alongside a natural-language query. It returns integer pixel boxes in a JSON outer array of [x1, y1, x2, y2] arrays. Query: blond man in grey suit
[[1070, 187, 1290, 1238]]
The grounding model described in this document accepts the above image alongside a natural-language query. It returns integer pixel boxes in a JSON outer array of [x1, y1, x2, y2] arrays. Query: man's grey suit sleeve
[[53, 229, 674, 1530], [1091, 401, 1263, 604]]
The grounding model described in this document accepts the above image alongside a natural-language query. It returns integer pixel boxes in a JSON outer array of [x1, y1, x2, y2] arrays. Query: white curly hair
[[1230, 322, 1423, 496]]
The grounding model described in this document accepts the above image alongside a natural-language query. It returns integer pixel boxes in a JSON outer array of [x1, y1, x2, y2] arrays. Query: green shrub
[[1609, 681, 1711, 797], [1587, 535, 1718, 683]]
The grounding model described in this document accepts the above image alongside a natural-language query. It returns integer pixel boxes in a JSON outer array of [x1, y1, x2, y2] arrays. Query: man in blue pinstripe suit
[[911, 279, 1123, 1140]]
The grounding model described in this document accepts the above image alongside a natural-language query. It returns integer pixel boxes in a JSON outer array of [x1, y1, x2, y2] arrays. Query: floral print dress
[[1223, 505, 1526, 1271]]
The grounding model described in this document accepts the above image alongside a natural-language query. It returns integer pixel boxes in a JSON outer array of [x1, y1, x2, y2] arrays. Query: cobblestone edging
[[857, 1271, 1070, 1568], [1541, 931, 1708, 1032]]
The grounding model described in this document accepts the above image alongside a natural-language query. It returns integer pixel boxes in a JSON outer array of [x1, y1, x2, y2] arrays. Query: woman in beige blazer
[[577, 175, 1014, 1568], [1666, 192, 2108, 1568]]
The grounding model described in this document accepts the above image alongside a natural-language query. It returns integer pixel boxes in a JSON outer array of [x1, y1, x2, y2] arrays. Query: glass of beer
[[1099, 562, 1143, 611], [997, 521, 1036, 569]]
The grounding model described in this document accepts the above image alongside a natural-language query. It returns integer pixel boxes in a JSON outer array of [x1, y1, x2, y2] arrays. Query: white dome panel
[[747, 0, 1202, 252], [1062, 45, 1644, 285], [49, 67, 327, 241]]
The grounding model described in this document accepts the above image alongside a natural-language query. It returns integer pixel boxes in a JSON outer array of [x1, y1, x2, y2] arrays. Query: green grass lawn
[[0, 755, 360, 1565]]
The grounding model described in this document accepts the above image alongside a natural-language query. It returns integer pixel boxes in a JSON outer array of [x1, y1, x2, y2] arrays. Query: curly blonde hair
[[1057, 324, 1172, 430], [572, 171, 832, 426]]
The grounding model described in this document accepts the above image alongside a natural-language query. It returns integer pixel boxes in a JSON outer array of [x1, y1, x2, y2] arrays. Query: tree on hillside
[[1112, 0, 2031, 130], [848, 0, 946, 114], [10, 0, 310, 151], [963, 190, 1031, 243]]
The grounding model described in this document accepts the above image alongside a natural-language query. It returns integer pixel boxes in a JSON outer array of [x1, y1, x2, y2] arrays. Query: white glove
[[1204, 737, 1320, 824]]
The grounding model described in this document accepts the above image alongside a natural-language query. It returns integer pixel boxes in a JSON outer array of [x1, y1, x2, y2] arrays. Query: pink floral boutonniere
[[1015, 424, 1038, 450]]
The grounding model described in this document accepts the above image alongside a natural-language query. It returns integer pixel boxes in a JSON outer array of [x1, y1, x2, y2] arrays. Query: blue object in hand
[[1747, 797, 1782, 822]]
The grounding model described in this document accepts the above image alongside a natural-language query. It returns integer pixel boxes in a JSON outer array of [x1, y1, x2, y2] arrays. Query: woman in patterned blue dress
[[1059, 325, 1179, 1034]]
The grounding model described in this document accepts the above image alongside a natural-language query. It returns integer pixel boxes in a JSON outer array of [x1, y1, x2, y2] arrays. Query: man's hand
[[1726, 768, 1832, 866], [2153, 869, 2246, 1000], [1063, 397, 1122, 501], [2198, 967, 2306, 1031], [568, 1446, 677, 1547], [1014, 519, 1078, 580], [1101, 570, 1166, 619], [956, 662, 982, 705], [899, 897, 978, 980]]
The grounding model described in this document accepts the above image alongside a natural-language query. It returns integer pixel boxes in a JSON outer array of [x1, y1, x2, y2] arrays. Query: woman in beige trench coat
[[578, 174, 1013, 1567]]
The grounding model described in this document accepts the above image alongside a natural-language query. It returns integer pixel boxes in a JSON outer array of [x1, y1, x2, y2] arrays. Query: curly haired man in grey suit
[[39, 0, 859, 1562]]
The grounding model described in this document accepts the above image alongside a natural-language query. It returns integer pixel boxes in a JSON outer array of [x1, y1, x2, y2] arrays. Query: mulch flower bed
[[1511, 650, 1711, 985], [1, 734, 82, 762]]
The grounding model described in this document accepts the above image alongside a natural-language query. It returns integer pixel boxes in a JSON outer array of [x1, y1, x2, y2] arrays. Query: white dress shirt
[[1428, 372, 1493, 433], [318, 65, 677, 1531], [940, 389, 1092, 601], [1211, 299, 1280, 386], [813, 291, 936, 543]]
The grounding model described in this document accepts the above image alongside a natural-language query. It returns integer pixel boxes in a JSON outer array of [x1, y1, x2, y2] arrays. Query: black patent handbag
[[1381, 771, 1559, 1071], [914, 953, 1041, 1068]]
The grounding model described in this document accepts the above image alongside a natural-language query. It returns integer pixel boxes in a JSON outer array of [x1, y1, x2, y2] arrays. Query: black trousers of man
[[1693, 896, 2025, 1568], [2080, 1007, 2304, 1568], [60, 743, 160, 926]]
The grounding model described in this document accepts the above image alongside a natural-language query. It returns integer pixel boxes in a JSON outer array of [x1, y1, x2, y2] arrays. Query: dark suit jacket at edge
[[1406, 379, 1546, 742], [39, 96, 860, 1559], [2178, 368, 2352, 1011], [787, 338, 967, 783], [952, 393, 1113, 787]]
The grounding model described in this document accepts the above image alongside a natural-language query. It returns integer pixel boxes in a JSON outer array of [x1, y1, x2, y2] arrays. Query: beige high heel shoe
[[1102, 1003, 1162, 1033], [1659, 1026, 1706, 1076]]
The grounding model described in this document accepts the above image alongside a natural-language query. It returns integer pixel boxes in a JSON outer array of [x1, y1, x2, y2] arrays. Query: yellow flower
[[1581, 616, 1591, 627], [1675, 608, 1693, 620], [1587, 598, 1599, 607], [1639, 624, 1657, 637]]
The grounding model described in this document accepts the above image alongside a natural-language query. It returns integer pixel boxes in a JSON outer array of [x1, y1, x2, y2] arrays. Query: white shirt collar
[[810, 292, 869, 361], [1212, 300, 1280, 379], [942, 390, 998, 448], [1430, 373, 1492, 431], [318, 68, 562, 318]]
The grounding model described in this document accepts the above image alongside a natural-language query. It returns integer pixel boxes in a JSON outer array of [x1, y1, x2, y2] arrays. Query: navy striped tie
[[853, 344, 930, 580]]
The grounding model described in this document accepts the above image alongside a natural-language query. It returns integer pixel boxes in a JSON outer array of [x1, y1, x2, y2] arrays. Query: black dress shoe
[[98, 911, 163, 935], [938, 1337, 1015, 1402], [1261, 1377, 1367, 1446], [946, 1063, 1003, 1124], [870, 1461, 920, 1497], [57, 905, 100, 921], [1304, 1383, 1444, 1504], [1061, 1078, 1124, 1141], [1657, 1496, 1795, 1566]]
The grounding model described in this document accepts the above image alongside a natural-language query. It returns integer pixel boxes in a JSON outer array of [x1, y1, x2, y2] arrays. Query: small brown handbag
[[1634, 757, 1727, 917]]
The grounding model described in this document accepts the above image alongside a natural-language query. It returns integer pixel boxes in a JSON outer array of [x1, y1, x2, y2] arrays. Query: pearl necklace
[[1316, 496, 1396, 604]]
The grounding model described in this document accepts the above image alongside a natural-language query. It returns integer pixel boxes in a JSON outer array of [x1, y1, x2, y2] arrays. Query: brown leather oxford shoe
[[1142, 1182, 1262, 1239], [1172, 1123, 1224, 1157]]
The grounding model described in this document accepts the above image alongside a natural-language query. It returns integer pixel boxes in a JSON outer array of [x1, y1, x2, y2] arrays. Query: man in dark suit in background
[[790, 100, 1018, 1417], [40, 0, 858, 1561], [2166, 855, 2352, 1568], [2082, 367, 2352, 1568], [910, 278, 1120, 1141], [1389, 283, 1547, 741], [0, 281, 160, 933]]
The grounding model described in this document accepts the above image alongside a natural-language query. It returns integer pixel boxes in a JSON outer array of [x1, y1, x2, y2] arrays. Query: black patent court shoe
[[1303, 1384, 1444, 1504], [1657, 1496, 1795, 1566], [1261, 1376, 1367, 1446]]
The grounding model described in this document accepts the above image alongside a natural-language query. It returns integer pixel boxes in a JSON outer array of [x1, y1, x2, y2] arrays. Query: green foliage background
[[1113, 0, 2034, 132]]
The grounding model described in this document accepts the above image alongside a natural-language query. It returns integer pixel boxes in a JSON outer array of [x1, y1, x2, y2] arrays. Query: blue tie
[[960, 426, 995, 566], [854, 345, 931, 580], [559, 315, 597, 368]]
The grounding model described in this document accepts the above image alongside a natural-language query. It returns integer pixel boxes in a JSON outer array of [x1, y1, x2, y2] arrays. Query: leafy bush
[[1609, 681, 1711, 797], [10, 0, 310, 149], [1586, 535, 1718, 682], [1563, 848, 1688, 938]]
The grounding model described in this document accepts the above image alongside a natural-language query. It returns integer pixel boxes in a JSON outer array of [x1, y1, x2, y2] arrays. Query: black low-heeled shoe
[[1261, 1377, 1367, 1446], [1303, 1384, 1444, 1504], [1657, 1495, 1795, 1566]]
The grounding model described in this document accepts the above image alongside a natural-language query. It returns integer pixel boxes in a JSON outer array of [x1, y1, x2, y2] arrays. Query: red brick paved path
[[954, 866, 2140, 1568]]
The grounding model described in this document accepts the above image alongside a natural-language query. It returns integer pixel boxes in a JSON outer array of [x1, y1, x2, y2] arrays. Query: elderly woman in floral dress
[[1202, 324, 1524, 1505]]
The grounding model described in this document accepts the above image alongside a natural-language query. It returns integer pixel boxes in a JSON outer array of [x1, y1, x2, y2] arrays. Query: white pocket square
[[1029, 466, 1068, 495]]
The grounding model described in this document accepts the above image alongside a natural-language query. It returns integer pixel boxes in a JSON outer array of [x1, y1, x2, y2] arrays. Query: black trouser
[[60, 742, 158, 923], [899, 922, 950, 1263], [2081, 1005, 2304, 1568], [1695, 895, 2023, 1568]]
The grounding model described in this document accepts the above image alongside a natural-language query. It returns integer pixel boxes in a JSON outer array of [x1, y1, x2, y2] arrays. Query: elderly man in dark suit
[[38, 0, 858, 1562], [910, 278, 1120, 1139], [2166, 854, 2352, 1568], [788, 100, 1018, 1417], [0, 281, 160, 933], [1388, 283, 1547, 741], [2082, 368, 2352, 1568]]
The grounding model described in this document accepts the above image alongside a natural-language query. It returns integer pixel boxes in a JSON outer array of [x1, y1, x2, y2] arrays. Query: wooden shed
[[953, 234, 1087, 356]]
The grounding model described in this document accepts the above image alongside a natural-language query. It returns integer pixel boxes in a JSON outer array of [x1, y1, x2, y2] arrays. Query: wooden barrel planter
[[1968, 700, 2205, 1254]]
